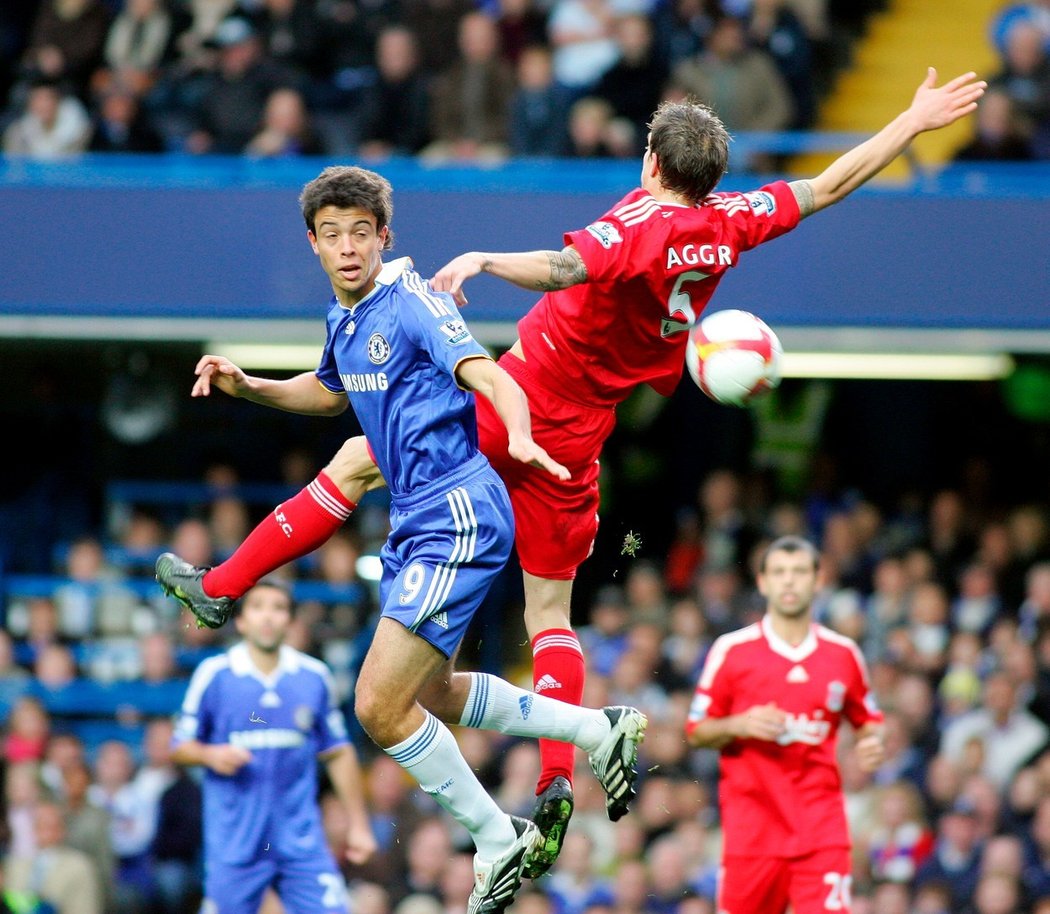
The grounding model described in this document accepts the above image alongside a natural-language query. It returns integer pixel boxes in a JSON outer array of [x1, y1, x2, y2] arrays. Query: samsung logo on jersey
[[229, 728, 306, 749], [340, 372, 389, 392]]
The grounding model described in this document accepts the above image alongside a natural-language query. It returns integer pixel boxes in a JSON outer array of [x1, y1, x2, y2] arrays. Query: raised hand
[[908, 68, 986, 133]]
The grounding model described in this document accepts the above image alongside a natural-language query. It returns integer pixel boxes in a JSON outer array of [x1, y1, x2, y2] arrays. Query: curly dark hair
[[299, 166, 395, 250]]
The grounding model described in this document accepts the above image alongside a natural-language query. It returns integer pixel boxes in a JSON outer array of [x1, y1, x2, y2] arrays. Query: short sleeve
[[687, 636, 734, 730], [843, 644, 883, 730], [173, 659, 222, 746], [398, 275, 490, 385], [706, 180, 801, 253], [314, 669, 350, 755], [316, 314, 343, 394], [563, 190, 656, 284]]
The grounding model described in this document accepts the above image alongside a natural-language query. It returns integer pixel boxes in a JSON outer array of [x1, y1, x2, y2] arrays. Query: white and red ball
[[685, 309, 783, 407]]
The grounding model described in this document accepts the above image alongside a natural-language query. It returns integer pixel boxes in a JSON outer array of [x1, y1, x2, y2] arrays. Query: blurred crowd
[[1, 0, 1048, 166], [3, 452, 1050, 913], [954, 1, 1050, 162], [0, 0, 879, 164]]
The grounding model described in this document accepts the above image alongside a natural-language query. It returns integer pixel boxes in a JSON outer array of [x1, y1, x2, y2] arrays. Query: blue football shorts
[[201, 851, 348, 914], [379, 454, 514, 658]]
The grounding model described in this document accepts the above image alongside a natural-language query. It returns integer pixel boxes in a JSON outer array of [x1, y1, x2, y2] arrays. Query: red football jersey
[[689, 617, 882, 858], [516, 181, 801, 406]]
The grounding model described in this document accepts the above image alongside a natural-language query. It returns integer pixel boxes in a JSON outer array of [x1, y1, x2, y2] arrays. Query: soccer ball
[[685, 309, 783, 407]]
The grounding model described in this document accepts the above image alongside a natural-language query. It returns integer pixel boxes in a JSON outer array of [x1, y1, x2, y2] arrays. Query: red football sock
[[203, 472, 355, 599], [532, 628, 586, 793]]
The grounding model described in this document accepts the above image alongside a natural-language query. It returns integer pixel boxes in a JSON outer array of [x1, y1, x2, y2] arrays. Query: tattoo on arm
[[789, 180, 815, 218], [538, 249, 589, 291]]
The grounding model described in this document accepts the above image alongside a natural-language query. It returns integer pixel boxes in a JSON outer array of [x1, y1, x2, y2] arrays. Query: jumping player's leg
[[204, 437, 382, 598], [474, 353, 613, 876], [475, 381, 602, 789], [155, 437, 382, 626], [355, 618, 523, 857], [419, 659, 645, 819], [520, 571, 586, 875], [523, 572, 583, 791], [355, 468, 543, 914], [355, 616, 542, 914]]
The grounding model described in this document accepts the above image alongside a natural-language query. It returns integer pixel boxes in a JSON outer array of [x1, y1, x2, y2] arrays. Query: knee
[[354, 677, 399, 745], [324, 436, 381, 494]]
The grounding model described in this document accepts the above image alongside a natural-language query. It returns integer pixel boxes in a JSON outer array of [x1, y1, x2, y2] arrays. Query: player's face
[[235, 587, 292, 652], [757, 549, 820, 619], [308, 206, 389, 307]]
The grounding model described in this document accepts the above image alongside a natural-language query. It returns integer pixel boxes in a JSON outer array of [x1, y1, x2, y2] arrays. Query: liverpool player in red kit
[[151, 68, 983, 875], [686, 536, 885, 914]]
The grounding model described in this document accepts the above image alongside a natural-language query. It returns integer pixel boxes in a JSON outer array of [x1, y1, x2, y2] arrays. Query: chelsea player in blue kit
[[157, 166, 647, 914], [173, 580, 377, 914]]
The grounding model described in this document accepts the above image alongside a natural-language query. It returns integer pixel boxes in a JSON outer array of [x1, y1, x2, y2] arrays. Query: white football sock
[[385, 711, 515, 862], [460, 673, 609, 752]]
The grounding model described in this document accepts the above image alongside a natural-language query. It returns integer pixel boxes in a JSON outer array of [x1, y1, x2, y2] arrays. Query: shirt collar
[[228, 642, 300, 686], [761, 615, 818, 662]]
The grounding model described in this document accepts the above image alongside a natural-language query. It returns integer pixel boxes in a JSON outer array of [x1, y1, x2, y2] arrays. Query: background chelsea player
[[157, 166, 647, 914], [173, 580, 377, 914]]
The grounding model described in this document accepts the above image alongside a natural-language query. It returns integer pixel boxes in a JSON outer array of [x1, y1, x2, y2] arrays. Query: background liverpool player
[[141, 69, 984, 876], [685, 536, 885, 914]]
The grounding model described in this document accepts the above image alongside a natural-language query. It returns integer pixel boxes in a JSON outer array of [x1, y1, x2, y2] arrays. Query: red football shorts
[[719, 848, 853, 914], [475, 351, 616, 580]]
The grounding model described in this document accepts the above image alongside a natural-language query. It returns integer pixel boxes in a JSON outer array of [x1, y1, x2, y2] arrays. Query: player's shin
[[532, 629, 585, 790], [460, 673, 607, 750], [204, 472, 355, 598], [385, 710, 516, 860]]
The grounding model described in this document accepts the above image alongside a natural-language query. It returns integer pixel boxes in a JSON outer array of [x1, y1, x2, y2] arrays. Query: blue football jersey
[[173, 643, 348, 865], [315, 258, 492, 500]]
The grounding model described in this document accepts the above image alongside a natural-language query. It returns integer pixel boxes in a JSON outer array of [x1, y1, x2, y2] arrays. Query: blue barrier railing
[[23, 678, 190, 716], [104, 479, 389, 509], [0, 134, 879, 191], [2, 153, 1048, 330], [2, 574, 370, 611], [106, 479, 300, 505]]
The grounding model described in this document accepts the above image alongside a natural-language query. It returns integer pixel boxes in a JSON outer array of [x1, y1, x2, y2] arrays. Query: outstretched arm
[[790, 68, 986, 218], [191, 355, 348, 417], [430, 246, 588, 308], [455, 356, 570, 481]]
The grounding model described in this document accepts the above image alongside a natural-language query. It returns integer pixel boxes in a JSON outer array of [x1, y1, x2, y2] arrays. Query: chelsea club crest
[[367, 332, 391, 364]]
